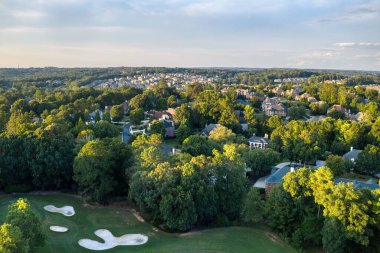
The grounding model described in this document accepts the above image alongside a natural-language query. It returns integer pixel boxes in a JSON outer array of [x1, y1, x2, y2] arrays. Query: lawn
[[0, 194, 295, 253]]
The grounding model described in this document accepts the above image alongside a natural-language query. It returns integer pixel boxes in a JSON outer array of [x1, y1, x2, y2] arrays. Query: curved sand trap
[[44, 205, 75, 216], [78, 229, 148, 250], [49, 226, 69, 232]]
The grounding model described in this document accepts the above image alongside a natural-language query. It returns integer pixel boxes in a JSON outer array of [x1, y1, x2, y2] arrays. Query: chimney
[[264, 133, 269, 139], [350, 146, 353, 151]]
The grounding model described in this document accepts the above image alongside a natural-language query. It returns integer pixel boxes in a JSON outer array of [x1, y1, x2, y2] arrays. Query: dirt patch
[[265, 232, 281, 244], [131, 209, 145, 222], [179, 230, 202, 237]]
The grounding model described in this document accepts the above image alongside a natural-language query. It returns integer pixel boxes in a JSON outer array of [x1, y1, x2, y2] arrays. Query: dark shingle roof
[[248, 136, 269, 144], [343, 149, 362, 160], [334, 178, 380, 190], [202, 124, 222, 136]]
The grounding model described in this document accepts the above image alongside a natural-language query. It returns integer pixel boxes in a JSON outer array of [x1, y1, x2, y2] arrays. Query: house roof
[[266, 164, 304, 184], [343, 149, 362, 160], [270, 104, 285, 111], [263, 97, 280, 105], [237, 99, 248, 106], [248, 136, 269, 144], [335, 178, 380, 190], [253, 176, 269, 188], [202, 124, 222, 136]]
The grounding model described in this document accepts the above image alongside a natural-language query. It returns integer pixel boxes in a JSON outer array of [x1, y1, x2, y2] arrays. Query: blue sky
[[0, 0, 379, 70]]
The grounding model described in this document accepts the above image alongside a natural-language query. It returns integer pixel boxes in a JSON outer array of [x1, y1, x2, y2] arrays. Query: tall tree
[[5, 199, 45, 252], [73, 139, 133, 202]]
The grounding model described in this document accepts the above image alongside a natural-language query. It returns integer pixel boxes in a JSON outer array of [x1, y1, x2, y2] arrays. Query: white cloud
[[335, 42, 380, 47]]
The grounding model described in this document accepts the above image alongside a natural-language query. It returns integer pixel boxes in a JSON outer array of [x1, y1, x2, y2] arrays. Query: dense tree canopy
[[73, 139, 133, 202]]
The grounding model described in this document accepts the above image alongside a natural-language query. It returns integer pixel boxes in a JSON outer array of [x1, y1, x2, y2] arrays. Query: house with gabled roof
[[248, 134, 270, 149]]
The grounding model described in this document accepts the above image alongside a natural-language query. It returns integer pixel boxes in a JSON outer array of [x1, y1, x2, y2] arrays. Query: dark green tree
[[73, 139, 133, 202], [5, 198, 45, 252]]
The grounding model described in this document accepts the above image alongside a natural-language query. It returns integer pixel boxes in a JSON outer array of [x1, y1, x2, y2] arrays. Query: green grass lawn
[[0, 194, 295, 253]]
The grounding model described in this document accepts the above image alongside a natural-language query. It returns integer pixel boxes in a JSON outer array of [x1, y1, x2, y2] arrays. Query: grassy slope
[[0, 194, 295, 253]]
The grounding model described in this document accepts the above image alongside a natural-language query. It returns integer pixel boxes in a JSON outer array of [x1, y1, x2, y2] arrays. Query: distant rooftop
[[343, 148, 362, 161], [335, 178, 379, 191]]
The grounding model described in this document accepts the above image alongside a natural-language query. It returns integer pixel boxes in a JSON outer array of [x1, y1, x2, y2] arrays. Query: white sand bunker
[[44, 205, 75, 216], [78, 229, 148, 250], [49, 226, 69, 233]]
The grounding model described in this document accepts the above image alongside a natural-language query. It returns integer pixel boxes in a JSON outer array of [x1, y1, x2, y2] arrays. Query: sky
[[0, 0, 379, 70]]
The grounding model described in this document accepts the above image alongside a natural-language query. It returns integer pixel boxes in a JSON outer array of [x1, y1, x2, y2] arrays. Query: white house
[[248, 134, 270, 149]]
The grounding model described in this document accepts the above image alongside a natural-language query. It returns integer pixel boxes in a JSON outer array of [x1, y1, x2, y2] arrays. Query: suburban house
[[284, 86, 304, 98], [147, 110, 174, 121], [348, 112, 367, 122], [271, 86, 284, 97], [343, 147, 362, 163], [248, 134, 270, 149], [307, 115, 327, 122], [262, 97, 286, 117], [295, 93, 317, 103], [253, 160, 377, 195], [235, 88, 250, 97], [166, 108, 176, 117], [122, 122, 147, 143], [253, 162, 305, 194], [201, 123, 223, 137], [146, 110, 176, 138], [247, 92, 266, 101]]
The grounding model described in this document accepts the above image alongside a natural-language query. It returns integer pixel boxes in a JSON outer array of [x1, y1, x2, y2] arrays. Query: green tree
[[29, 135, 75, 189], [110, 105, 124, 121], [218, 97, 239, 127], [149, 120, 165, 137], [244, 105, 256, 126], [176, 122, 192, 143], [265, 186, 301, 239], [322, 218, 346, 253], [173, 104, 192, 125], [288, 106, 306, 120], [129, 108, 145, 125], [0, 223, 25, 253], [242, 188, 264, 223], [208, 126, 236, 143], [327, 109, 346, 119], [0, 106, 9, 133], [326, 155, 353, 177], [244, 148, 280, 178], [93, 120, 119, 138], [73, 139, 133, 202], [167, 95, 177, 108], [365, 89, 378, 101], [319, 83, 338, 104], [182, 135, 219, 156], [140, 146, 165, 170], [210, 161, 247, 221], [6, 111, 37, 136], [370, 116, 380, 143], [266, 115, 283, 132], [355, 145, 380, 175], [5, 199, 45, 252], [310, 101, 328, 115]]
